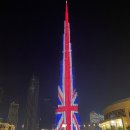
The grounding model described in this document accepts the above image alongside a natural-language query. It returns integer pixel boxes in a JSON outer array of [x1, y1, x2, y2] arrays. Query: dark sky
[[0, 0, 130, 128]]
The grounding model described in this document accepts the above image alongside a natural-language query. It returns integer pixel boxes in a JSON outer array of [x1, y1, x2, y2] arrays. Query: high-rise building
[[56, 1, 81, 130], [7, 101, 19, 130], [90, 111, 104, 124], [24, 75, 39, 130]]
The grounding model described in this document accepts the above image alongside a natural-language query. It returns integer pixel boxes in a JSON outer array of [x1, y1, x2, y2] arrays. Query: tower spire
[[65, 0, 69, 23]]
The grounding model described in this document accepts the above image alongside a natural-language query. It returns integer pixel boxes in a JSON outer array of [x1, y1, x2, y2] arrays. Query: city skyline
[[0, 0, 130, 128]]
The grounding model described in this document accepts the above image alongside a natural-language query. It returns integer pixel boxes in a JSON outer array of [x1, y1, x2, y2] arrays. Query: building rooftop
[[104, 97, 130, 112]]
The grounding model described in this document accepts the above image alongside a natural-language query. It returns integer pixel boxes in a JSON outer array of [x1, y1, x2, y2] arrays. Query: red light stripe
[[56, 106, 78, 112]]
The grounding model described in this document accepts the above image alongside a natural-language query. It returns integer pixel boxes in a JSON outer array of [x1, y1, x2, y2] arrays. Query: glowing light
[[111, 120, 115, 124], [116, 119, 123, 127], [111, 120, 116, 126], [21, 124, 24, 128], [62, 124, 67, 128]]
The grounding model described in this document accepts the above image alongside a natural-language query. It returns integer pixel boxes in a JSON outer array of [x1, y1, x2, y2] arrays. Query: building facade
[[24, 75, 39, 130], [90, 111, 104, 124], [0, 123, 15, 130], [99, 98, 130, 130], [7, 102, 19, 130]]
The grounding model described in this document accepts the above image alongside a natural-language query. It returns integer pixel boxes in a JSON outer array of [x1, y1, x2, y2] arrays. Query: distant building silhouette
[[7, 101, 19, 130], [24, 74, 39, 130], [0, 118, 3, 123], [0, 87, 4, 103], [39, 98, 55, 129]]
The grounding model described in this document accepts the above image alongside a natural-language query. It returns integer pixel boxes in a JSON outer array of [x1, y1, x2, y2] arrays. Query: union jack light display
[[56, 1, 81, 130]]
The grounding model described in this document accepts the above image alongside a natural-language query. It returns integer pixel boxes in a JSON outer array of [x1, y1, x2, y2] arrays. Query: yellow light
[[116, 119, 123, 127], [110, 120, 116, 127], [106, 123, 111, 129], [111, 120, 115, 124]]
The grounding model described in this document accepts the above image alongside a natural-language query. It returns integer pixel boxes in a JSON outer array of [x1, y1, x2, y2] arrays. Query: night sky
[[0, 0, 130, 128]]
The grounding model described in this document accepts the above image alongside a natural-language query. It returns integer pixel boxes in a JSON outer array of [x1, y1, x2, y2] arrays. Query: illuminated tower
[[56, 1, 81, 130], [24, 75, 39, 130]]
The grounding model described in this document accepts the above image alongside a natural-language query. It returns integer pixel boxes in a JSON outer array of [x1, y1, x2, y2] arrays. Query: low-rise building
[[99, 98, 130, 130], [0, 123, 15, 130]]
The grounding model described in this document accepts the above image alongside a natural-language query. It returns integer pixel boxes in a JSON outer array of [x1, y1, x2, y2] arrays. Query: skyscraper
[[8, 101, 19, 130], [24, 75, 39, 130], [56, 1, 81, 130]]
